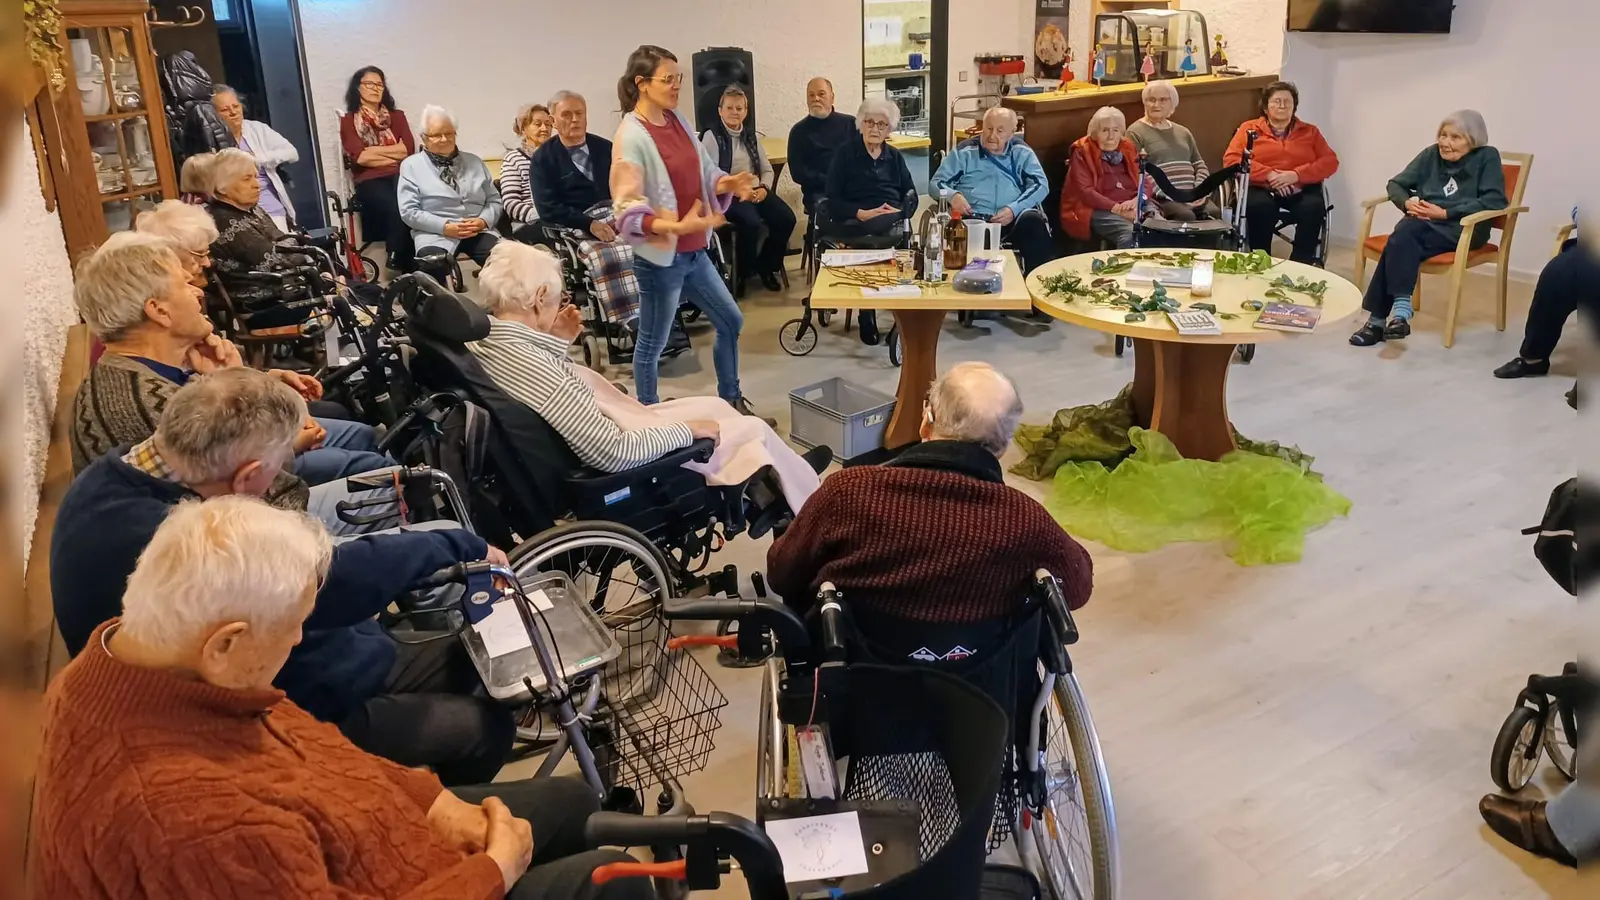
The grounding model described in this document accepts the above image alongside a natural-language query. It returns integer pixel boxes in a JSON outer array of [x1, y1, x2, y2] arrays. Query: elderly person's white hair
[[207, 147, 258, 195], [1440, 109, 1488, 149], [856, 98, 901, 132], [157, 367, 308, 484], [419, 103, 459, 133], [927, 361, 1024, 457], [74, 232, 184, 340], [1086, 106, 1127, 137], [982, 106, 1019, 129], [135, 199, 218, 254], [1141, 79, 1180, 109], [180, 152, 215, 196], [548, 89, 586, 110], [475, 240, 564, 316], [119, 495, 332, 650]]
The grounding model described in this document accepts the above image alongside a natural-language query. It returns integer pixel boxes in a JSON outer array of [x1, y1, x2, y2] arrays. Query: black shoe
[[1567, 383, 1578, 409], [734, 396, 778, 428], [1349, 321, 1385, 346], [1479, 795, 1577, 867], [1494, 357, 1550, 379], [800, 445, 833, 474], [859, 311, 881, 346], [760, 271, 783, 292], [1383, 316, 1411, 340]]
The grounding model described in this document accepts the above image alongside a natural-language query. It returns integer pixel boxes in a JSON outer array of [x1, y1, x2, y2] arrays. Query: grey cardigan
[[397, 150, 503, 253], [612, 109, 732, 267]]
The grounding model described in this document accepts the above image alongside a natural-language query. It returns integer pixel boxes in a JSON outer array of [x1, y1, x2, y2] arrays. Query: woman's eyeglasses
[[861, 120, 892, 131], [360, 81, 384, 90], [652, 74, 685, 86]]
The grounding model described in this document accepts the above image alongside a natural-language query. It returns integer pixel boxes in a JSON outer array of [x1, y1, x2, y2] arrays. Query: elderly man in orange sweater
[[31, 496, 649, 900]]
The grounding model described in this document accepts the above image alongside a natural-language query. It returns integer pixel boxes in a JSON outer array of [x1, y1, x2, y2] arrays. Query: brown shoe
[[1478, 794, 1577, 867]]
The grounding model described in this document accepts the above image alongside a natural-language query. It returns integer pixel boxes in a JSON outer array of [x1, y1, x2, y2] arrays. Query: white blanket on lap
[[569, 366, 820, 511]]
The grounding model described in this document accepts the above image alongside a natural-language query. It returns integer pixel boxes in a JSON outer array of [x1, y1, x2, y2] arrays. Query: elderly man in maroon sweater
[[767, 362, 1093, 636]]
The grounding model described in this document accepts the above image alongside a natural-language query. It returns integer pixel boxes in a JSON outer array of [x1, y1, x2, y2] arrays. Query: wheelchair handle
[[817, 583, 847, 663], [663, 596, 812, 664], [666, 634, 740, 651], [1034, 570, 1080, 647], [414, 559, 495, 590], [591, 860, 687, 886], [586, 812, 786, 898]]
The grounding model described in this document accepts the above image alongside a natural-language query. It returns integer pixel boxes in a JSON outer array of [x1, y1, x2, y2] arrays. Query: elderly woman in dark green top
[[1351, 110, 1506, 346]]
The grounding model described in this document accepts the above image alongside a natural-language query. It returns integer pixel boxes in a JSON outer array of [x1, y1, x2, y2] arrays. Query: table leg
[[883, 309, 947, 449], [1129, 338, 1238, 462]]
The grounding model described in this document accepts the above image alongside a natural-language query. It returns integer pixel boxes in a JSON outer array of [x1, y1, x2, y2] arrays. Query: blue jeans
[[1547, 781, 1600, 861], [632, 249, 743, 405], [292, 418, 392, 486]]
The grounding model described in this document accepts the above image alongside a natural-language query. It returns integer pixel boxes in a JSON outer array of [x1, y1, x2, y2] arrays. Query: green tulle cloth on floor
[[1012, 388, 1351, 565]]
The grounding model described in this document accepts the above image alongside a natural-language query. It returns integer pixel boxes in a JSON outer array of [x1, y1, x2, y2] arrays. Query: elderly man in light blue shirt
[[931, 106, 1054, 272], [398, 104, 502, 266]]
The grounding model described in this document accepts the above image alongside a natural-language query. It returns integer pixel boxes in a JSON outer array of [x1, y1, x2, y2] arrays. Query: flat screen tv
[[1287, 0, 1454, 34]]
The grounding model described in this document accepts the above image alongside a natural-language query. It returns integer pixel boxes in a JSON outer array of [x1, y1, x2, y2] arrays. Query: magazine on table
[[1127, 263, 1193, 287], [1253, 302, 1321, 333], [1169, 309, 1222, 335]]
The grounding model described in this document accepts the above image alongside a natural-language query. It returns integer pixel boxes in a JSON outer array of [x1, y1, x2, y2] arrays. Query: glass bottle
[[943, 208, 968, 271]]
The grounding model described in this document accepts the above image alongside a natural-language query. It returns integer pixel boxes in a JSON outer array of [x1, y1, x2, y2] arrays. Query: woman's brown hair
[[617, 44, 678, 112]]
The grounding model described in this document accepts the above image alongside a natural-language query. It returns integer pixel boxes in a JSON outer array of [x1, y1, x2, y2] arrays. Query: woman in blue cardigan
[[611, 45, 763, 417]]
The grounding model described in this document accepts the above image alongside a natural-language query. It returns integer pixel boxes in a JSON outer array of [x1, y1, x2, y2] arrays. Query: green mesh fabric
[[1040, 428, 1351, 566]]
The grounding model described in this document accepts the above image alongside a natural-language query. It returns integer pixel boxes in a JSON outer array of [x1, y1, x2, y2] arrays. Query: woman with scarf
[[1060, 106, 1156, 249], [339, 66, 416, 272], [397, 104, 503, 267], [699, 86, 794, 292], [610, 45, 763, 418]]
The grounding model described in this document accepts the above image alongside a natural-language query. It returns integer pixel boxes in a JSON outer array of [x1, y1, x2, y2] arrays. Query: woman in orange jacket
[[1060, 106, 1157, 248], [1223, 81, 1339, 264]]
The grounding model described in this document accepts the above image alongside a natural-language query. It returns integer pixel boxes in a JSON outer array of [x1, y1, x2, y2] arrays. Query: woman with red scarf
[[339, 66, 417, 273]]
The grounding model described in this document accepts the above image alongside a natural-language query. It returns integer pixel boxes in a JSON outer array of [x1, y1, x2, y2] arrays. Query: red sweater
[[1059, 136, 1155, 242], [641, 115, 708, 253], [767, 442, 1093, 622], [1223, 116, 1339, 187], [30, 621, 505, 900], [340, 108, 416, 184]]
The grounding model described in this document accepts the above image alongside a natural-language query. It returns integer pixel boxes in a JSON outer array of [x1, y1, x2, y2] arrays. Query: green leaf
[[1125, 310, 1147, 322], [1188, 302, 1217, 313]]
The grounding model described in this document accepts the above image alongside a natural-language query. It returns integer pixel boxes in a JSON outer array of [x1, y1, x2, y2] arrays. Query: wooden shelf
[[96, 185, 162, 203], [84, 109, 150, 122]]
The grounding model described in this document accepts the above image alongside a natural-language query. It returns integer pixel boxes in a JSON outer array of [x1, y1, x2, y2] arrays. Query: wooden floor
[[501, 242, 1594, 897]]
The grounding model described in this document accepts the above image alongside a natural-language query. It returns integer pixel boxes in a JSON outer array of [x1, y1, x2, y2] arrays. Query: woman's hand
[[1416, 200, 1449, 220], [717, 172, 759, 200], [482, 797, 534, 893], [1111, 199, 1137, 221], [268, 369, 323, 400], [187, 334, 242, 374], [293, 418, 327, 454], [750, 185, 769, 202], [1266, 169, 1299, 191], [856, 203, 899, 222], [443, 220, 471, 239], [589, 219, 617, 242], [550, 304, 584, 343], [671, 200, 724, 235], [426, 790, 489, 854], [686, 419, 722, 445], [1404, 197, 1427, 217]]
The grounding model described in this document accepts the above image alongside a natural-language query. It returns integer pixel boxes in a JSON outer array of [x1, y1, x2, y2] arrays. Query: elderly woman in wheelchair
[[206, 147, 333, 329], [465, 242, 828, 518]]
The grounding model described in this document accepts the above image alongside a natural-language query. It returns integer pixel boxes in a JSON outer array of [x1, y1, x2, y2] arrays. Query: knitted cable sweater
[[766, 441, 1093, 621], [29, 620, 506, 900], [70, 352, 309, 509]]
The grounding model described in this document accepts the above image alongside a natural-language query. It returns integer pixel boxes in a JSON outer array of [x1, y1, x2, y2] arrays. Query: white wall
[[1284, 0, 1589, 275], [947, 1, 1033, 125], [298, 0, 864, 202], [9, 119, 79, 562]]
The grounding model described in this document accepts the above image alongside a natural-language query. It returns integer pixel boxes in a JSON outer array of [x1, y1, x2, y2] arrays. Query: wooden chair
[[1353, 152, 1533, 347], [1554, 221, 1576, 258], [209, 279, 318, 369]]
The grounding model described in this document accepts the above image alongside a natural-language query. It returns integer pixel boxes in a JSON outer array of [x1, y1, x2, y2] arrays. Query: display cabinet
[[1094, 8, 1211, 85]]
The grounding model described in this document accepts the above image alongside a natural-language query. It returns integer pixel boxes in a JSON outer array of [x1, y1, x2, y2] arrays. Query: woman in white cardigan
[[212, 85, 298, 230], [611, 45, 761, 416]]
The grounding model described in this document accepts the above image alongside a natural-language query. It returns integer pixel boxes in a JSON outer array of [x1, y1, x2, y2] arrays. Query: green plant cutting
[[1263, 274, 1329, 306]]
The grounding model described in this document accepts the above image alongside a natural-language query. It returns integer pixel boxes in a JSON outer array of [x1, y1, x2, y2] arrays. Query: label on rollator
[[461, 571, 502, 626], [796, 725, 839, 800]]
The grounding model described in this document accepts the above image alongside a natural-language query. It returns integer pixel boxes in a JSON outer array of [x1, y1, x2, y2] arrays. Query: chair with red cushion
[[1354, 152, 1533, 348]]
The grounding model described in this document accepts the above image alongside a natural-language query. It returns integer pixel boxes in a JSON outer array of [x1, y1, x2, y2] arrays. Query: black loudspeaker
[[691, 47, 755, 134]]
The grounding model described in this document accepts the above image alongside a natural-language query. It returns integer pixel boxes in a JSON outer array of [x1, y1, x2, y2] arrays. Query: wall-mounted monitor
[[1287, 0, 1455, 34]]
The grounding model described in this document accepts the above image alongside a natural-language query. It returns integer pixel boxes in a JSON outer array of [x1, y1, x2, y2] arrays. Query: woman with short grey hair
[[1060, 105, 1155, 248], [398, 104, 503, 267], [135, 199, 218, 289], [821, 93, 916, 344], [213, 84, 299, 229], [205, 147, 321, 328], [1351, 109, 1507, 346], [1128, 79, 1217, 221]]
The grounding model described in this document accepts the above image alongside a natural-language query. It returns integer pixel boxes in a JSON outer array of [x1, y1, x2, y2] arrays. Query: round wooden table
[[1026, 253, 1365, 461]]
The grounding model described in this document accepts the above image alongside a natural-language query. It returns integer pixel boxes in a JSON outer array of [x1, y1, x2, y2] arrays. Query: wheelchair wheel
[[358, 255, 381, 283], [1031, 674, 1119, 900], [1236, 344, 1256, 364], [510, 521, 673, 624], [1544, 702, 1579, 781], [816, 308, 833, 327], [582, 332, 608, 375], [887, 324, 902, 368], [1490, 705, 1543, 792], [779, 318, 818, 356]]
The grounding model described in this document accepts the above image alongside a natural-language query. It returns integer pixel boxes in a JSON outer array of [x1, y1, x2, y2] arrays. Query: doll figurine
[[1092, 44, 1107, 85], [1062, 47, 1076, 85], [1180, 38, 1198, 77], [1140, 51, 1156, 81], [1210, 34, 1229, 68]]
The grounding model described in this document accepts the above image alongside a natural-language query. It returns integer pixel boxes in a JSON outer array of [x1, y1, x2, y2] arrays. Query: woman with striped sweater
[[1128, 80, 1218, 221], [501, 102, 553, 243]]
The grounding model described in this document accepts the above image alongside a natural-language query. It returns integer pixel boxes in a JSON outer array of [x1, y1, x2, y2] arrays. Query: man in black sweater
[[787, 77, 857, 214], [51, 367, 514, 785], [531, 91, 616, 240]]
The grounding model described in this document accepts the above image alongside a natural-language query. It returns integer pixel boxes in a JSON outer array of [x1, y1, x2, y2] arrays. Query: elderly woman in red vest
[[1060, 106, 1155, 249]]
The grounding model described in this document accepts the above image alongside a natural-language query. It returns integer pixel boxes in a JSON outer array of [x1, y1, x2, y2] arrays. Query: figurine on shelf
[[1210, 34, 1229, 68], [1062, 46, 1076, 86], [1092, 43, 1107, 86], [1180, 38, 1198, 77], [1140, 51, 1156, 82]]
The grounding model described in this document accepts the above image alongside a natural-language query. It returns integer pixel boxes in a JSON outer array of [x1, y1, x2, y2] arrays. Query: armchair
[[1354, 152, 1533, 348]]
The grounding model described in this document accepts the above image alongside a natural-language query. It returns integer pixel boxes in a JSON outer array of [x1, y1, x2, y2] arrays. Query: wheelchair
[[304, 190, 381, 284], [780, 185, 921, 367], [1491, 662, 1586, 792], [390, 272, 792, 595], [584, 569, 1119, 899]]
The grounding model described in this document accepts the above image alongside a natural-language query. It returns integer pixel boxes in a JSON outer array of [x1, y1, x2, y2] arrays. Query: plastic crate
[[789, 377, 897, 462]]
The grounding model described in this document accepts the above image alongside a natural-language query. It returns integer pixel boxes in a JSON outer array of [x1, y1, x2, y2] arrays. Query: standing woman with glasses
[[611, 45, 767, 420], [339, 66, 417, 272]]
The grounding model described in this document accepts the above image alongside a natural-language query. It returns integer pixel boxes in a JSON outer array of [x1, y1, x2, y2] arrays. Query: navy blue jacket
[[787, 112, 856, 210], [50, 451, 488, 721], [530, 134, 614, 231]]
